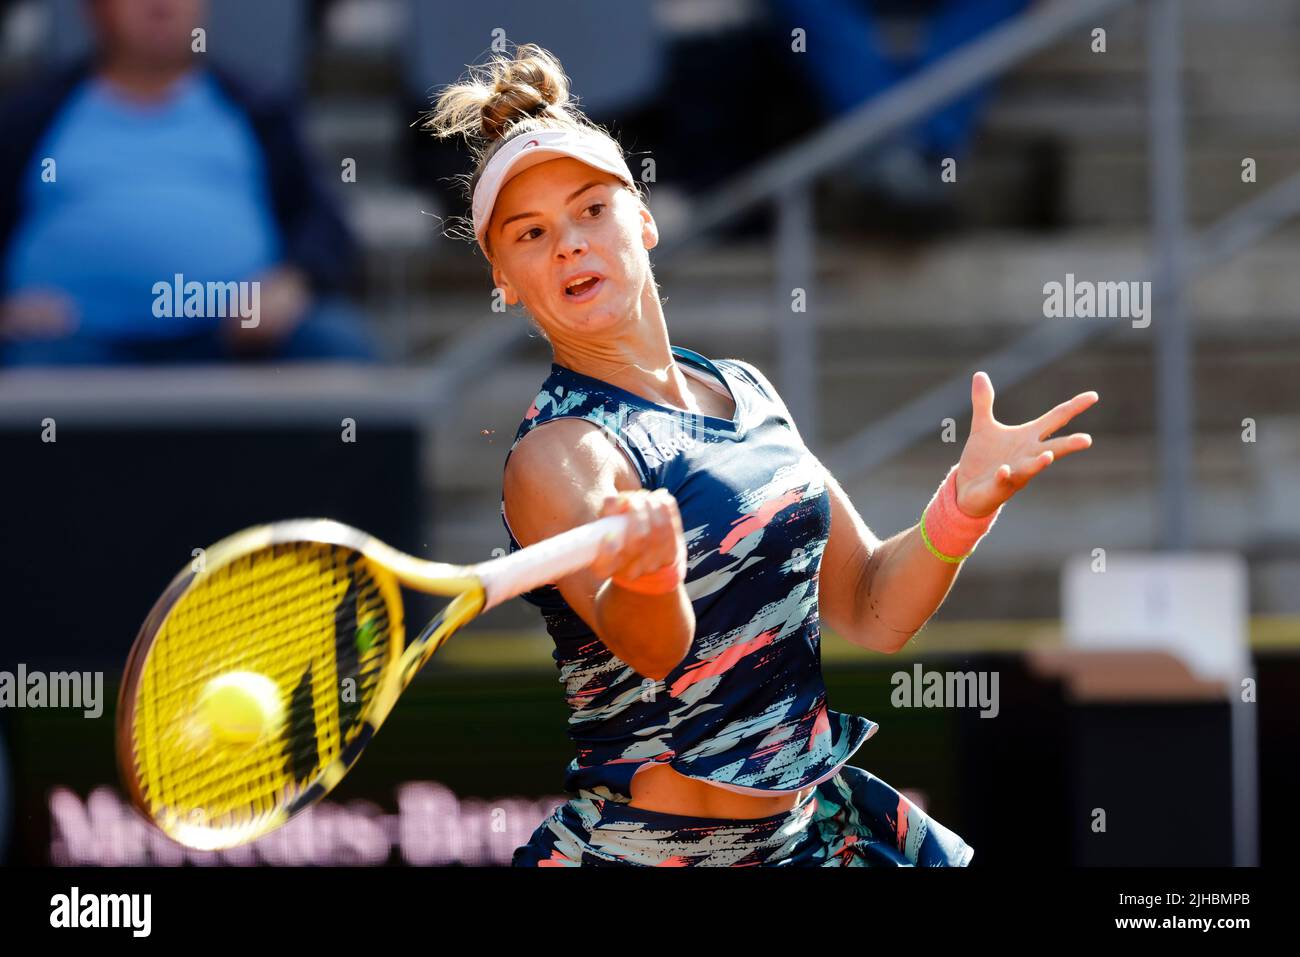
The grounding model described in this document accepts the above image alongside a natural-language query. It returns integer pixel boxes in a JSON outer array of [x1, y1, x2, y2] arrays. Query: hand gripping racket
[[116, 514, 629, 851]]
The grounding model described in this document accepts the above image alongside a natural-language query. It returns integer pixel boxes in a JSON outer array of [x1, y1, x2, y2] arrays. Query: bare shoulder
[[503, 418, 642, 547]]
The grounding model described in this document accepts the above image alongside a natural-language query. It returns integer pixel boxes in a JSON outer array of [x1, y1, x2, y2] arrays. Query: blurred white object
[[653, 0, 763, 34], [326, 0, 404, 52], [1062, 551, 1249, 686], [348, 186, 440, 251], [646, 184, 694, 244], [1056, 549, 1257, 867], [1, 0, 48, 58]]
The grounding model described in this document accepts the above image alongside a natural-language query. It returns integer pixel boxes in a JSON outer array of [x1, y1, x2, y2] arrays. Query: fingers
[[974, 415, 1095, 508], [971, 371, 996, 427], [637, 489, 681, 575], [1033, 391, 1099, 441], [993, 450, 1054, 492], [596, 493, 649, 578], [1040, 432, 1093, 460], [597, 489, 682, 582]]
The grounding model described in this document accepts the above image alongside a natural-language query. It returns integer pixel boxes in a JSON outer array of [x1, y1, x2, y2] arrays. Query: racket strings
[[157, 547, 390, 794], [142, 549, 388, 821], [129, 541, 398, 837]]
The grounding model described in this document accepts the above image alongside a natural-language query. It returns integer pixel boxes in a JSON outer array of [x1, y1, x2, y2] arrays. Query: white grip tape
[[477, 514, 630, 611]]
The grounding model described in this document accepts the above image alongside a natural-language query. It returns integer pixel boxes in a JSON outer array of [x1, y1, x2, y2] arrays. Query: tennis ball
[[355, 618, 379, 653], [198, 671, 285, 745]]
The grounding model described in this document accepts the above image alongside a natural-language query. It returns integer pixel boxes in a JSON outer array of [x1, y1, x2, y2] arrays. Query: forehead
[[492, 157, 619, 216]]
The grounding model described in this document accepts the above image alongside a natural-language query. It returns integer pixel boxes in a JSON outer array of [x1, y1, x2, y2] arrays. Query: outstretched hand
[[955, 372, 1099, 518]]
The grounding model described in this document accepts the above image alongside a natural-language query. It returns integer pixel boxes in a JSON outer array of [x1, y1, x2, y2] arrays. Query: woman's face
[[488, 156, 657, 338]]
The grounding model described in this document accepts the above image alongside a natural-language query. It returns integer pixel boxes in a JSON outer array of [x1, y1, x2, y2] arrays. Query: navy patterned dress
[[501, 345, 973, 866]]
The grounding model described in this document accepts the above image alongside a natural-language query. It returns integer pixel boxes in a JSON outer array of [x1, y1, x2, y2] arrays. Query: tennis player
[[425, 43, 1098, 867]]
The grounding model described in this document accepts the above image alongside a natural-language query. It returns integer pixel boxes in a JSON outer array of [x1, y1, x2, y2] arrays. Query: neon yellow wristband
[[919, 508, 970, 563]]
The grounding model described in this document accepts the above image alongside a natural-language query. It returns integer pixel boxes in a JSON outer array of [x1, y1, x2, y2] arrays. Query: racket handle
[[477, 513, 632, 611]]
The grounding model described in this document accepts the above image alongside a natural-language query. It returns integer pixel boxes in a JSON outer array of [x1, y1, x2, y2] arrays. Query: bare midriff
[[628, 762, 814, 819]]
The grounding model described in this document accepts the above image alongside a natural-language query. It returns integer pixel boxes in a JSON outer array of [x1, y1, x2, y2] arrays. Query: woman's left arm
[[817, 372, 1099, 654]]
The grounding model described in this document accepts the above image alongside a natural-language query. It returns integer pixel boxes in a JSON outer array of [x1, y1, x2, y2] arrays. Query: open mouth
[[562, 275, 604, 301]]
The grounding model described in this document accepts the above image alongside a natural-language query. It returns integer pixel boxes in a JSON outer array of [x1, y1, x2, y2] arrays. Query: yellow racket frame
[[118, 515, 626, 850]]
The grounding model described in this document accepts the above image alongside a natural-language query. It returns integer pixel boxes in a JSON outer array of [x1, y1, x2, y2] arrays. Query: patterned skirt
[[512, 764, 975, 867]]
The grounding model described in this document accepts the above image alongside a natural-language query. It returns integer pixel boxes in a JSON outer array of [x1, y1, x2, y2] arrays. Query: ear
[[640, 201, 659, 251], [491, 261, 521, 307]]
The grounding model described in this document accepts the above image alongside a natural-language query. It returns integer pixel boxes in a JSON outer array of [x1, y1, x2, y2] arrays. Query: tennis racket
[[116, 514, 630, 851]]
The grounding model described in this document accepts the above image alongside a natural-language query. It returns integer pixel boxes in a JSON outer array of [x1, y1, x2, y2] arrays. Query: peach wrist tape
[[611, 541, 688, 595], [920, 464, 1002, 563]]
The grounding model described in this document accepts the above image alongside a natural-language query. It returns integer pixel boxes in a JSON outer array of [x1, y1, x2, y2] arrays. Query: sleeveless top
[[499, 344, 877, 803]]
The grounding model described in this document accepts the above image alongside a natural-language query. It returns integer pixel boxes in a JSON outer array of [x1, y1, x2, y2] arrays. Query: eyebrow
[[497, 181, 605, 235]]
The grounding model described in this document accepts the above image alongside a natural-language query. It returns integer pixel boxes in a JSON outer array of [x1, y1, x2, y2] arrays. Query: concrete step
[[304, 97, 409, 184]]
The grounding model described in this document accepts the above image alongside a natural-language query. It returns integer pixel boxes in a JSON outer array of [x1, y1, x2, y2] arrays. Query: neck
[[549, 284, 702, 413], [98, 55, 194, 103]]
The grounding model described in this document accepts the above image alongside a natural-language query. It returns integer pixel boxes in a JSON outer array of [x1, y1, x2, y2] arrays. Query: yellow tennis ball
[[198, 671, 284, 745]]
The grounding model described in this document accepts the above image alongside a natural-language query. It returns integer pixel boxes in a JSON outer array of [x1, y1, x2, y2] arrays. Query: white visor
[[472, 126, 635, 255]]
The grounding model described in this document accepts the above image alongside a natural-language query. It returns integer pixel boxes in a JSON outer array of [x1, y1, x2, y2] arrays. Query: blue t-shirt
[[4, 69, 281, 340], [501, 345, 877, 802]]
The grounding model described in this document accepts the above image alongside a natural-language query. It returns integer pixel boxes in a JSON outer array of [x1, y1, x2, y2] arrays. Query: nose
[[555, 223, 588, 260]]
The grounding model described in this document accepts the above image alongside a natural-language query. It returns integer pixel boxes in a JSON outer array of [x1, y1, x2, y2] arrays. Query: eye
[[516, 203, 604, 243]]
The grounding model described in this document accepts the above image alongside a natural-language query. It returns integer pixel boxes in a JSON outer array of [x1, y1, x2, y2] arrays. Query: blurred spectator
[[0, 0, 379, 365], [766, 0, 1030, 221]]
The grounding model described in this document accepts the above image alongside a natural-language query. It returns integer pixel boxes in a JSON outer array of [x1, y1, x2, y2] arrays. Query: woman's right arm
[[502, 419, 694, 681]]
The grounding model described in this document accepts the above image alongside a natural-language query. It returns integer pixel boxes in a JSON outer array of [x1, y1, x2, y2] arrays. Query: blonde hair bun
[[426, 42, 574, 145]]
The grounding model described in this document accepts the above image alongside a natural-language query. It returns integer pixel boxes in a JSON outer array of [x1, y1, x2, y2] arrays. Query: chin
[[557, 292, 630, 330], [563, 309, 623, 334]]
